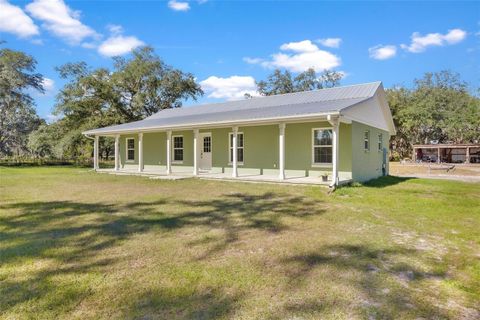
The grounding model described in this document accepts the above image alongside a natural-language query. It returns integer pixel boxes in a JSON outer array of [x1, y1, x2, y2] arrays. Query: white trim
[[378, 133, 383, 152], [228, 131, 244, 165], [193, 129, 199, 176], [82, 112, 339, 136], [138, 132, 144, 172], [364, 130, 370, 152], [278, 123, 286, 180], [93, 135, 99, 170], [166, 131, 172, 174], [114, 135, 120, 171], [126, 137, 135, 162], [172, 135, 184, 164], [311, 127, 333, 166]]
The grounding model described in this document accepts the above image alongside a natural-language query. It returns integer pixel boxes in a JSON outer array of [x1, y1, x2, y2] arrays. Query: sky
[[1, 0, 479, 121]]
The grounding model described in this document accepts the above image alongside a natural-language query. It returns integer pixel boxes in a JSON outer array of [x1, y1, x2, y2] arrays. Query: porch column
[[93, 135, 99, 171], [437, 147, 441, 164], [114, 134, 120, 171], [278, 123, 286, 180], [232, 126, 238, 178], [328, 115, 339, 187], [138, 132, 144, 172], [193, 129, 199, 176], [166, 131, 172, 174], [466, 147, 470, 164]]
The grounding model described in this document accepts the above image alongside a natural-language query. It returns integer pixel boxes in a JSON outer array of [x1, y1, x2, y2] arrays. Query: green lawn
[[0, 167, 479, 319]]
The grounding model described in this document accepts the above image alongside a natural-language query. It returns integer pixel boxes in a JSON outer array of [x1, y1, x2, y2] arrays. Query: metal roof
[[83, 81, 382, 135]]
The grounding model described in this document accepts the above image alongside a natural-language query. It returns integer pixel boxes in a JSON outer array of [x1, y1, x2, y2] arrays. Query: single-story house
[[83, 81, 396, 186]]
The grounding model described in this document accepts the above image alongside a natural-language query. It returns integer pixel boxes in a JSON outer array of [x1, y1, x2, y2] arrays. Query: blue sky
[[1, 0, 479, 121]]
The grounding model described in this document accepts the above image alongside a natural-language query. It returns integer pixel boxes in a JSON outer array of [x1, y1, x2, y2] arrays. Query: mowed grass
[[0, 167, 479, 320]]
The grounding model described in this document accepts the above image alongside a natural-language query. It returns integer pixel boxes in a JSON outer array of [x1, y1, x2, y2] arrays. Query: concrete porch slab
[[96, 168, 350, 186]]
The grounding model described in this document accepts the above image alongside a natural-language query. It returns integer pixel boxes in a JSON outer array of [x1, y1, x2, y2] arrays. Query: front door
[[199, 133, 212, 170]]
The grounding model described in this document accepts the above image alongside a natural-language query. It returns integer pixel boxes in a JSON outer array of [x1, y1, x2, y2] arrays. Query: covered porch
[[91, 115, 349, 187], [95, 167, 351, 186]]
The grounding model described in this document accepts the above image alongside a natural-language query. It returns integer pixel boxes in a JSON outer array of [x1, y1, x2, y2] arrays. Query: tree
[[38, 46, 204, 160], [0, 47, 43, 156], [387, 70, 480, 159], [256, 68, 343, 96]]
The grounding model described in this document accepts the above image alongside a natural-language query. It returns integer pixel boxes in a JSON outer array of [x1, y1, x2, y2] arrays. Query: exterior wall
[[118, 121, 356, 181], [351, 121, 389, 182]]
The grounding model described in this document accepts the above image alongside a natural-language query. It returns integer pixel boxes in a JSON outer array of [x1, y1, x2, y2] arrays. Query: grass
[[0, 166, 479, 319]]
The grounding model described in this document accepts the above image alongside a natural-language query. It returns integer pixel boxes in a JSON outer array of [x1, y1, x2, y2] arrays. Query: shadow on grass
[[0, 192, 325, 316], [274, 243, 452, 319], [132, 288, 243, 320]]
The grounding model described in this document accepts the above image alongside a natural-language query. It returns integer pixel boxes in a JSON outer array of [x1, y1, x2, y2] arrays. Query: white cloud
[[98, 35, 144, 57], [317, 38, 342, 48], [107, 24, 123, 35], [246, 40, 341, 73], [401, 28, 467, 53], [280, 40, 318, 53], [26, 0, 98, 44], [243, 57, 263, 64], [41, 77, 55, 93], [46, 113, 62, 123], [200, 76, 258, 101], [369, 45, 397, 60], [0, 0, 39, 38], [168, 0, 190, 11]]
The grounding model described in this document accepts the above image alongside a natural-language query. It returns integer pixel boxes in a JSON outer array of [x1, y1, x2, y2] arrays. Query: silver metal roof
[[84, 81, 381, 135]]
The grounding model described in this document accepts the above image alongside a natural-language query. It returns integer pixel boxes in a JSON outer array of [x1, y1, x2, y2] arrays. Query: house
[[83, 81, 396, 186]]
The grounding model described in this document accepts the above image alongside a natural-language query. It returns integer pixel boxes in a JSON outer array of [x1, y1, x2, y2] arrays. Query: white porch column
[[232, 126, 238, 178], [93, 135, 99, 170], [466, 147, 470, 164], [193, 129, 199, 176], [166, 131, 172, 174], [138, 132, 144, 172], [114, 134, 120, 171], [328, 115, 340, 187], [278, 123, 286, 180]]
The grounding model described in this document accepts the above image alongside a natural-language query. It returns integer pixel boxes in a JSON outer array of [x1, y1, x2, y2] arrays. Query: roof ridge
[[148, 81, 382, 119]]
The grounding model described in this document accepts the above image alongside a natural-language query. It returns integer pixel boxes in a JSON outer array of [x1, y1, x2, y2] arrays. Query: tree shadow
[[274, 243, 453, 319], [131, 288, 243, 320], [0, 191, 325, 316]]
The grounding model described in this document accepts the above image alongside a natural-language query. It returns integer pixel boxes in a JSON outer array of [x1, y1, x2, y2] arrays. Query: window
[[203, 136, 211, 153], [173, 136, 183, 162], [312, 129, 332, 164], [378, 134, 383, 152], [126, 138, 135, 161], [364, 130, 370, 151], [229, 132, 244, 163]]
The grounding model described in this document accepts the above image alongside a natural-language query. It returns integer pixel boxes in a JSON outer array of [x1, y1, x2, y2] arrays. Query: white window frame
[[172, 135, 184, 164], [311, 127, 333, 167], [228, 132, 244, 165], [126, 138, 135, 162], [378, 133, 383, 152], [364, 130, 370, 152]]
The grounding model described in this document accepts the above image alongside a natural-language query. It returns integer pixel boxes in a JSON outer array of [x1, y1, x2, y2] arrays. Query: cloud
[[317, 38, 342, 48], [168, 0, 190, 11], [369, 45, 397, 60], [98, 35, 144, 57], [26, 0, 98, 44], [200, 76, 258, 100], [0, 0, 39, 38], [107, 24, 123, 35], [41, 77, 55, 93], [280, 40, 318, 53], [401, 28, 467, 53], [245, 40, 341, 73]]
